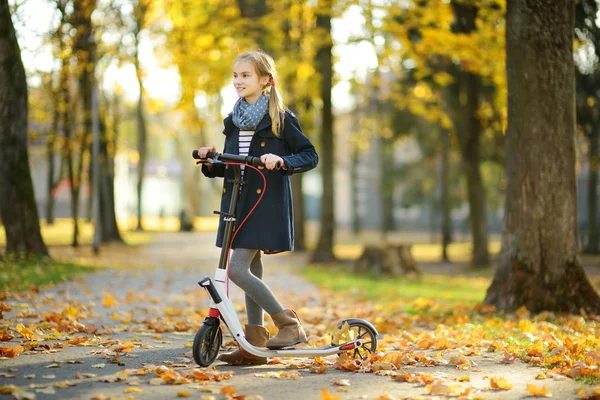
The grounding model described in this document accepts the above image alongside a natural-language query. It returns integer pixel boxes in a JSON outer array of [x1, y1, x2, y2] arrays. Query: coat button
[[225, 165, 229, 169], [223, 188, 227, 193], [256, 188, 262, 194], [260, 141, 266, 148]]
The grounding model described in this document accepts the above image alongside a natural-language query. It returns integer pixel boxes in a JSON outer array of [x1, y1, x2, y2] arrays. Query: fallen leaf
[[490, 376, 513, 390], [333, 379, 350, 386], [426, 381, 472, 397], [527, 383, 552, 397], [16, 324, 35, 340], [102, 294, 118, 308], [0, 345, 24, 358], [310, 365, 328, 374], [35, 387, 56, 395], [321, 388, 340, 400]]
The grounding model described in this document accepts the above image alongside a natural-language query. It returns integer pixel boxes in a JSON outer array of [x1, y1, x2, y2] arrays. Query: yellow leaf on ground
[[321, 388, 340, 400], [426, 381, 472, 397], [102, 294, 118, 308], [490, 376, 513, 390], [0, 345, 24, 358], [331, 322, 355, 345], [16, 324, 35, 340], [527, 383, 552, 397], [124, 387, 143, 393], [177, 391, 190, 397]]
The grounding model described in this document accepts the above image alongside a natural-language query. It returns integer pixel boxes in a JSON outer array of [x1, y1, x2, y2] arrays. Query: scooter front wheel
[[338, 319, 378, 360], [193, 320, 223, 367]]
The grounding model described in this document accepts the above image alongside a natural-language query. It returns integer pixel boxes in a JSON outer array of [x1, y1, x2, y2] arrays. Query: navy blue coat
[[202, 110, 318, 252]]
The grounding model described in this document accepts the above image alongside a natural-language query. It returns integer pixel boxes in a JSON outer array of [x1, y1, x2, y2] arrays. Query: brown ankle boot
[[266, 309, 307, 349], [217, 324, 269, 365]]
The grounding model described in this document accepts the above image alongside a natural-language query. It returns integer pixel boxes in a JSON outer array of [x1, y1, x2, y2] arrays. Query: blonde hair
[[234, 51, 285, 136]]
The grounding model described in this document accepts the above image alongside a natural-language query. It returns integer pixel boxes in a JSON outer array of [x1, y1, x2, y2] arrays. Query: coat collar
[[223, 113, 272, 135]]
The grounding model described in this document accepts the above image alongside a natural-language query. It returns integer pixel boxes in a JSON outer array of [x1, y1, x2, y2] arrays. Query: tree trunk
[[484, 0, 600, 314], [99, 137, 122, 242], [0, 0, 48, 257], [380, 137, 395, 236], [63, 76, 78, 246], [236, 0, 269, 51], [451, 1, 489, 267], [102, 92, 123, 242], [134, 33, 147, 231], [585, 131, 599, 253], [311, 0, 336, 263], [441, 129, 452, 262], [351, 143, 360, 234], [71, 0, 96, 247], [46, 105, 59, 225]]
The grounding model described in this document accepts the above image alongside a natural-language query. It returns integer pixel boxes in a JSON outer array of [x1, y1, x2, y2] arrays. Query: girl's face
[[233, 60, 269, 104]]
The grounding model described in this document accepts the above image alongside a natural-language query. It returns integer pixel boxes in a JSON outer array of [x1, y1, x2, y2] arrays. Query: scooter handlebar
[[192, 150, 282, 169]]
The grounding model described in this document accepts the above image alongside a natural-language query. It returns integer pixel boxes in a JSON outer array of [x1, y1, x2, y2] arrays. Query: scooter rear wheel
[[193, 321, 223, 367], [339, 320, 377, 360]]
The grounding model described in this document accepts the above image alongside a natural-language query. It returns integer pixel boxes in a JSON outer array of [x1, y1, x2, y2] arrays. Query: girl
[[197, 51, 318, 365]]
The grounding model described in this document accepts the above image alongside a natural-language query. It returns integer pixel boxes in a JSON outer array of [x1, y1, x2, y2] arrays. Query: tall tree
[[68, 0, 97, 246], [575, 0, 600, 254], [311, 0, 336, 262], [0, 0, 48, 257], [236, 0, 269, 51], [386, 0, 505, 266], [440, 128, 452, 261], [133, 0, 150, 231], [98, 103, 122, 243], [448, 1, 489, 267], [45, 0, 71, 226], [484, 0, 600, 314]]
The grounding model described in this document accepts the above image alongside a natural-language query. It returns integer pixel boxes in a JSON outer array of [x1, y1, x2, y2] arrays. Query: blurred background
[[3, 0, 599, 266]]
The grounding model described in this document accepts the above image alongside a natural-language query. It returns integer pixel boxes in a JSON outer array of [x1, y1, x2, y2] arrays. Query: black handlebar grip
[[192, 150, 219, 160]]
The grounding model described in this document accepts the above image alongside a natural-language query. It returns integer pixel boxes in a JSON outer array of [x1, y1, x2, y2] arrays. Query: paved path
[[0, 232, 592, 400]]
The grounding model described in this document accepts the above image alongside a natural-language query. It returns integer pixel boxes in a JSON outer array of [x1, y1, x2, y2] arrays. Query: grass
[[0, 257, 96, 293], [333, 240, 502, 264], [302, 240, 501, 304], [302, 264, 490, 304]]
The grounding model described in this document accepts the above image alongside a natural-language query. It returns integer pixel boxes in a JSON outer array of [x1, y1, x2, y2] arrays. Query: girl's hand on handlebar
[[198, 145, 216, 169], [198, 145, 216, 159], [260, 153, 285, 170]]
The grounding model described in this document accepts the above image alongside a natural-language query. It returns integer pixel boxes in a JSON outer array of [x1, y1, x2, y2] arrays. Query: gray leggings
[[229, 248, 284, 325]]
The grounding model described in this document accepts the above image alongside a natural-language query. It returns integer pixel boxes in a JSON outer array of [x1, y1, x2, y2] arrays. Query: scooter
[[190, 149, 380, 367]]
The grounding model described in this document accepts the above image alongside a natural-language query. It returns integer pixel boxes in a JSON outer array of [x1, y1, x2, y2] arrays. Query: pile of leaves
[[1, 272, 599, 399]]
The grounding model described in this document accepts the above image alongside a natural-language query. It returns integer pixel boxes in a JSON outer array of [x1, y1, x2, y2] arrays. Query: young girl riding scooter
[[196, 50, 318, 365]]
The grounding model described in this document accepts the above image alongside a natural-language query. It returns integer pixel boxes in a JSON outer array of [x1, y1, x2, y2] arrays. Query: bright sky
[[13, 1, 379, 115]]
